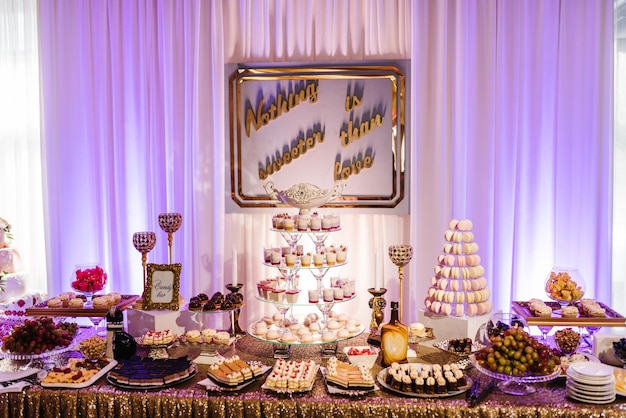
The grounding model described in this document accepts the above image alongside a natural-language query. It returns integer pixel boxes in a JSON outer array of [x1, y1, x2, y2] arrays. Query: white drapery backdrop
[[2, 0, 613, 328]]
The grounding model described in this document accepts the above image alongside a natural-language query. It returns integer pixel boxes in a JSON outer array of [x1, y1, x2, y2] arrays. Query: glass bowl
[[544, 267, 585, 306], [554, 327, 581, 355], [71, 263, 107, 302], [79, 336, 107, 361], [486, 312, 527, 339]]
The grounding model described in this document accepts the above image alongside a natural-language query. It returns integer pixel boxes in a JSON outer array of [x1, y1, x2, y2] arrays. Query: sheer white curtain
[[412, 0, 613, 314], [33, 0, 613, 329], [37, 1, 225, 312], [0, 0, 46, 294]]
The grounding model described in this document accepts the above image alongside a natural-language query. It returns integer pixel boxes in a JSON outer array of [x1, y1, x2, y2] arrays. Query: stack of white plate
[[566, 361, 616, 404]]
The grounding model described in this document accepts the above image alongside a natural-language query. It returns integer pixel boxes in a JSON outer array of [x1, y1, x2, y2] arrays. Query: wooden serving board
[[26, 294, 139, 318], [512, 301, 626, 327]]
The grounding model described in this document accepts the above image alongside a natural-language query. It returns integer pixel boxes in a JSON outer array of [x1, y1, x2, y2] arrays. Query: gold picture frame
[[144, 263, 181, 311], [227, 63, 407, 211]]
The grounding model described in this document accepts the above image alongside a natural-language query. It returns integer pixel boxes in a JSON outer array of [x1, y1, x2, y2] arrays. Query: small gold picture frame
[[144, 263, 181, 310]]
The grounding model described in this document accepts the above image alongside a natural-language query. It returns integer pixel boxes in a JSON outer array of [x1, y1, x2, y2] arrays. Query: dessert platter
[[135, 330, 177, 359], [175, 329, 236, 365], [432, 338, 485, 357], [511, 299, 626, 327], [472, 326, 563, 395], [198, 355, 271, 392], [423, 219, 494, 318], [40, 357, 117, 389], [106, 355, 196, 390], [247, 311, 365, 346], [376, 362, 472, 398], [320, 356, 377, 396], [261, 358, 319, 394], [26, 293, 139, 318]]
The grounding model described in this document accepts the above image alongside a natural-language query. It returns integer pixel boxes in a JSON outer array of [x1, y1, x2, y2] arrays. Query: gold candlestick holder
[[158, 213, 182, 264], [388, 244, 413, 322], [133, 231, 156, 302], [367, 287, 387, 346], [225, 283, 245, 337]]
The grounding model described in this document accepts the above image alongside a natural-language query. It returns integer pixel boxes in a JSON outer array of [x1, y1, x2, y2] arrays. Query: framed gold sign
[[144, 263, 181, 311], [227, 63, 408, 212]]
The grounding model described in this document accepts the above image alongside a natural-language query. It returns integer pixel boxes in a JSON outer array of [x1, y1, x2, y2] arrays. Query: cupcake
[[321, 331, 336, 342], [561, 306, 579, 318], [185, 330, 201, 343], [92, 296, 109, 309], [435, 376, 447, 394], [108, 292, 122, 304], [453, 369, 466, 386], [214, 331, 230, 345], [446, 375, 458, 391], [203, 301, 217, 312], [266, 329, 280, 340], [58, 293, 70, 308], [413, 376, 425, 393], [69, 297, 84, 308], [402, 375, 412, 392], [300, 333, 314, 343], [47, 297, 62, 309], [201, 328, 217, 341], [253, 322, 268, 337], [425, 376, 436, 394], [188, 300, 202, 311], [336, 329, 350, 339], [391, 373, 403, 390]]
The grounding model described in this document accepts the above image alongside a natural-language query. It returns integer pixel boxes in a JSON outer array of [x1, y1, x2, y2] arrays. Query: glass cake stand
[[471, 355, 561, 395], [0, 342, 76, 370]]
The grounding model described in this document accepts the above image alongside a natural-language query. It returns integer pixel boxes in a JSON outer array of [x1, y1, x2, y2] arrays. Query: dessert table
[[1, 333, 625, 418]]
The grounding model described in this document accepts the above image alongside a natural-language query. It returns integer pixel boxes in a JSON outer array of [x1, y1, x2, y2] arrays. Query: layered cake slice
[[108, 355, 195, 387], [325, 357, 375, 389], [206, 355, 265, 386]]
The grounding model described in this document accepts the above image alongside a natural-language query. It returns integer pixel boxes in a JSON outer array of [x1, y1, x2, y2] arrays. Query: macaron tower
[[423, 219, 493, 317]]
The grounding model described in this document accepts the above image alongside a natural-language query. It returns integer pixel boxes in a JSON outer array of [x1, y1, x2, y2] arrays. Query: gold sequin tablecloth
[[1, 334, 625, 418]]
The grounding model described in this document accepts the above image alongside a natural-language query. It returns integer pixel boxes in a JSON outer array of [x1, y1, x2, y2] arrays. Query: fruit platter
[[0, 317, 80, 368], [472, 326, 562, 395]]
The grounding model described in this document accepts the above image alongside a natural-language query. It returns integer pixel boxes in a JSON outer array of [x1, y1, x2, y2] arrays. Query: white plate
[[567, 389, 616, 404], [376, 368, 472, 398], [40, 359, 117, 389], [568, 361, 615, 378], [0, 368, 39, 383], [567, 380, 615, 392], [566, 369, 615, 386]]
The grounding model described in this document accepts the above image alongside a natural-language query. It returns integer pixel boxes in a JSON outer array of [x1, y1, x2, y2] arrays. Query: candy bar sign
[[227, 64, 407, 212], [144, 263, 181, 310]]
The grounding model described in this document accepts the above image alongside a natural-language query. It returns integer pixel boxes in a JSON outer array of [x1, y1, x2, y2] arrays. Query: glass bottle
[[380, 301, 408, 367]]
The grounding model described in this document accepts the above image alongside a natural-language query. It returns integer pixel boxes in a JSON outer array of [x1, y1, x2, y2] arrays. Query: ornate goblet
[[133, 232, 157, 292], [158, 213, 182, 264], [388, 244, 413, 322]]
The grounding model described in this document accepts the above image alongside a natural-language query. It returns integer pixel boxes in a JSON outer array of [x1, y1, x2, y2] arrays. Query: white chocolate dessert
[[264, 359, 318, 391], [325, 357, 375, 389], [423, 219, 494, 317]]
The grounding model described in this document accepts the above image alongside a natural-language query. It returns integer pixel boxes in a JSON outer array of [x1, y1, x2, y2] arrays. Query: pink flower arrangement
[[71, 266, 107, 293]]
